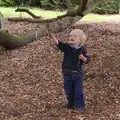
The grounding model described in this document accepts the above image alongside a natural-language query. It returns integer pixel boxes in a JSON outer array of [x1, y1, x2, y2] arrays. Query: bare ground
[[0, 21, 120, 120]]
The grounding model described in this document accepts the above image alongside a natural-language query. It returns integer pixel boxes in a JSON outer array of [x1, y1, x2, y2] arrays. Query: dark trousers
[[64, 74, 85, 109]]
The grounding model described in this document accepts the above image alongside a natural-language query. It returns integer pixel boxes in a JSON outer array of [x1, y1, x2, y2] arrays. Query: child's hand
[[49, 33, 56, 40], [79, 54, 87, 62], [49, 33, 59, 45], [49, 33, 54, 38]]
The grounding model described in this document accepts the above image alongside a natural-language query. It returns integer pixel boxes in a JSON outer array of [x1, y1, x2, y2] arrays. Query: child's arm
[[49, 33, 69, 52], [49, 33, 59, 45], [79, 54, 87, 62], [79, 47, 90, 63]]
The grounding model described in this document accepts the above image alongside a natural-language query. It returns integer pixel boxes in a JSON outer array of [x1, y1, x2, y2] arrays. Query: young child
[[49, 29, 90, 110]]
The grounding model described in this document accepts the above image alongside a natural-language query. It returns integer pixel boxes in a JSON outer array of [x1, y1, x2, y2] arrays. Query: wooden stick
[[46, 22, 51, 38]]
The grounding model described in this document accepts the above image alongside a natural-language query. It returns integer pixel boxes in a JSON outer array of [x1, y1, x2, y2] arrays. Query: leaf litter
[[0, 21, 120, 120]]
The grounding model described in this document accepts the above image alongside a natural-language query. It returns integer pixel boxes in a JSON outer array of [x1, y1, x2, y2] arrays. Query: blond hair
[[70, 29, 87, 45]]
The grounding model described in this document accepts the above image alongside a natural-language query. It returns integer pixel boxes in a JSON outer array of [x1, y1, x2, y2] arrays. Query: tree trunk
[[0, 31, 36, 50], [0, 16, 78, 50]]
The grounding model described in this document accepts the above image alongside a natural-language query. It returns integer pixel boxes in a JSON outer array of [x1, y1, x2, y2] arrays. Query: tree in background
[[0, 0, 41, 7], [92, 0, 119, 14]]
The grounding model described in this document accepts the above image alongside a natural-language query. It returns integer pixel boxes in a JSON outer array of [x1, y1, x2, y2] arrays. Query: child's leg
[[64, 75, 74, 107], [73, 76, 85, 109]]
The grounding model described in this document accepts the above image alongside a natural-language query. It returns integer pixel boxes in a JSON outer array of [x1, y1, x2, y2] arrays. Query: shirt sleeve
[[82, 47, 90, 64], [56, 41, 69, 52]]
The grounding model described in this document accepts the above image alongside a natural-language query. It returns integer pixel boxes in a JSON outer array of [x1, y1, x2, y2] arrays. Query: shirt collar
[[70, 44, 83, 49]]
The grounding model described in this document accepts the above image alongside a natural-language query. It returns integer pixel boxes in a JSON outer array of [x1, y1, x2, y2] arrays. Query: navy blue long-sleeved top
[[57, 41, 90, 76]]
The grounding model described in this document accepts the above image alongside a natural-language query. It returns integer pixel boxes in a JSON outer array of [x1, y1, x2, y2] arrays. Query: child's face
[[68, 30, 82, 45]]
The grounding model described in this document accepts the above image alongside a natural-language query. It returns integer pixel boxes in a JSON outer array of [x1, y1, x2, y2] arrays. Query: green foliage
[[71, 0, 80, 6], [92, 0, 119, 14], [0, 0, 41, 7], [0, 0, 78, 9], [40, 0, 53, 8], [40, 0, 67, 9], [0, 0, 15, 6]]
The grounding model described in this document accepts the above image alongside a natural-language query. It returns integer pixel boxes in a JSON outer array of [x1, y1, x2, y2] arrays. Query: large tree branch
[[1, 0, 112, 51], [0, 16, 75, 50], [8, 14, 67, 23], [8, 8, 82, 23], [8, 0, 111, 23], [15, 8, 42, 19], [0, 30, 37, 50]]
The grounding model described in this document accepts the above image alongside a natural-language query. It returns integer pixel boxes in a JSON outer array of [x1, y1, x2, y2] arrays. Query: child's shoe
[[63, 104, 74, 109], [75, 107, 87, 113]]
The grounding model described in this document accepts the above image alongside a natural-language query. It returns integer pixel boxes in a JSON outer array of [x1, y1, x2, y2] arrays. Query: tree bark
[[0, 30, 37, 50]]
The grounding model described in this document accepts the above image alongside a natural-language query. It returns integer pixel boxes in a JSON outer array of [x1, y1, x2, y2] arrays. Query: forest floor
[[0, 20, 120, 120]]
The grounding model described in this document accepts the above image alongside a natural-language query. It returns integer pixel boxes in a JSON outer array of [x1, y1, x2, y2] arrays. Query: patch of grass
[[82, 13, 120, 21], [82, 14, 108, 21], [0, 7, 18, 17], [0, 7, 66, 18]]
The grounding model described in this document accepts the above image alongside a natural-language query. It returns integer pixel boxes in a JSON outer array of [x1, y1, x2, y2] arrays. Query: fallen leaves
[[0, 21, 120, 120]]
